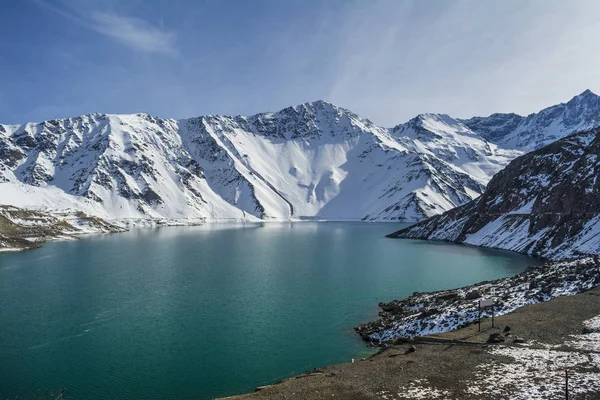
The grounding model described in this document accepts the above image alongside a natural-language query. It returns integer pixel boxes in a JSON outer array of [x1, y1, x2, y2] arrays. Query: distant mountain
[[1, 91, 599, 223], [462, 89, 600, 151], [388, 127, 600, 260]]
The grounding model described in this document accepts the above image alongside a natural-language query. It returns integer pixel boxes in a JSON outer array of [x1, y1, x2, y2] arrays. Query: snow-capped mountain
[[180, 103, 517, 221], [0, 102, 512, 222], [1, 90, 599, 223], [462, 89, 600, 151], [0, 113, 247, 221], [389, 127, 600, 259]]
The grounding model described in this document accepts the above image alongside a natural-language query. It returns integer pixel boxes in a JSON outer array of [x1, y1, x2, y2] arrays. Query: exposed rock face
[[388, 128, 600, 260]]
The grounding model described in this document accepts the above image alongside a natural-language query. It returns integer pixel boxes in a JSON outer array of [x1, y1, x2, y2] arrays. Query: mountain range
[[389, 126, 600, 260], [1, 90, 599, 224]]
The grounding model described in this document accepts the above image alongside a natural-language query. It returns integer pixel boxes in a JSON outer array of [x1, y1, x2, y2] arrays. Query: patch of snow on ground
[[377, 380, 451, 399], [583, 315, 600, 331], [399, 380, 451, 399], [466, 346, 600, 399], [465, 314, 600, 399], [0, 247, 22, 252]]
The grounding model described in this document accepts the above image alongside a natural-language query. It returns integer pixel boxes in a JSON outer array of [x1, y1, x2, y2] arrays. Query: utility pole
[[565, 369, 569, 400], [478, 300, 481, 332]]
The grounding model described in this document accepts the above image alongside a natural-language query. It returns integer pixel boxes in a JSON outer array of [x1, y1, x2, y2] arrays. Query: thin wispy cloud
[[89, 11, 177, 54], [34, 0, 178, 55], [5, 1, 600, 126]]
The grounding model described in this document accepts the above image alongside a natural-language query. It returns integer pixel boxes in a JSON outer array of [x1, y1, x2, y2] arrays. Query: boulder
[[419, 308, 439, 318], [528, 281, 537, 290], [438, 292, 459, 301], [465, 289, 482, 300], [486, 333, 505, 344], [381, 302, 403, 313], [387, 337, 409, 346]]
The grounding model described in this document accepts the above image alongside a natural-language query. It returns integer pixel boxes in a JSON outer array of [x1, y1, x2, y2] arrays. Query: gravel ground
[[221, 286, 600, 400]]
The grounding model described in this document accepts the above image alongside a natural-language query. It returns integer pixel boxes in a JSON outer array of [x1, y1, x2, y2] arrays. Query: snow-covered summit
[[462, 89, 600, 151], [395, 113, 476, 139], [391, 113, 519, 185], [178, 103, 494, 221]]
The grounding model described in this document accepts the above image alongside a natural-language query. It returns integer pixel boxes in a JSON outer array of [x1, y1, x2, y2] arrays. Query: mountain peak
[[568, 89, 599, 104], [303, 99, 334, 107], [264, 100, 340, 117], [407, 113, 469, 133], [414, 113, 453, 123], [293, 100, 344, 114]]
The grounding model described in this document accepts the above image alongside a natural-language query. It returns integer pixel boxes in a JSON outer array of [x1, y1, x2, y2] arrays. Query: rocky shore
[[224, 281, 600, 400], [355, 257, 600, 344], [222, 256, 600, 399], [0, 205, 125, 252]]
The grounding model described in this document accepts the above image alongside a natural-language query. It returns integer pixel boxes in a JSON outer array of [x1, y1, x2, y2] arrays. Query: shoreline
[[355, 256, 600, 343], [0, 217, 411, 253], [0, 206, 126, 253], [223, 256, 600, 399]]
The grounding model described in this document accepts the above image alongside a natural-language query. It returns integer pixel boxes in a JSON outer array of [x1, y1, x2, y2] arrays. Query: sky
[[2, 0, 600, 126]]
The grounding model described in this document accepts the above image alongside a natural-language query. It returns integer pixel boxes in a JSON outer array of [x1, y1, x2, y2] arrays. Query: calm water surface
[[0, 222, 541, 399]]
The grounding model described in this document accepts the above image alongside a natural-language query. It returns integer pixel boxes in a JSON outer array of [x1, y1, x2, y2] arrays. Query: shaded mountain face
[[389, 127, 600, 260], [0, 91, 599, 223]]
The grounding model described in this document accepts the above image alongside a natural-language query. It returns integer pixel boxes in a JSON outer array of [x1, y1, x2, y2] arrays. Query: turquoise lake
[[0, 222, 541, 399]]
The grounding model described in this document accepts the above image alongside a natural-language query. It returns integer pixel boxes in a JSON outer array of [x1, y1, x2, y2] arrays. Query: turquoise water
[[0, 222, 540, 399]]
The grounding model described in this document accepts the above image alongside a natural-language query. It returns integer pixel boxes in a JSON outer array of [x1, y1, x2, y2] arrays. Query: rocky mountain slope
[[0, 205, 124, 252], [389, 127, 600, 260], [1, 91, 599, 223]]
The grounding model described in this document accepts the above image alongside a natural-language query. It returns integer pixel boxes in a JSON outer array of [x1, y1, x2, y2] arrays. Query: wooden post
[[492, 301, 495, 328], [565, 369, 569, 400], [478, 300, 481, 332]]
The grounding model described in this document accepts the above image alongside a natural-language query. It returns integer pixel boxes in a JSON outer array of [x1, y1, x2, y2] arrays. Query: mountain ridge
[[461, 89, 600, 150]]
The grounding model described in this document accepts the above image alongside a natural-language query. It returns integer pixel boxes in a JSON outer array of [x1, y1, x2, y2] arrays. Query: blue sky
[[2, 0, 600, 126]]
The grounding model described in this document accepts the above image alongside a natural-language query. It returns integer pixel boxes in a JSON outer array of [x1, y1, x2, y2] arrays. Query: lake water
[[0, 222, 541, 399]]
